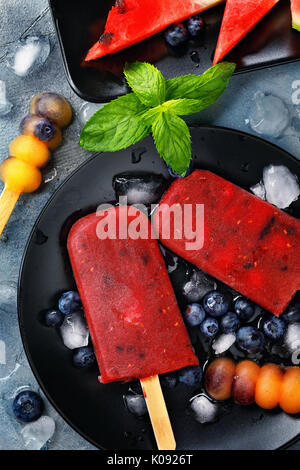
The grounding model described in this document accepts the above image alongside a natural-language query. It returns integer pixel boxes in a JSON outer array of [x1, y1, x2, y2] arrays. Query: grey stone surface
[[0, 0, 299, 450]]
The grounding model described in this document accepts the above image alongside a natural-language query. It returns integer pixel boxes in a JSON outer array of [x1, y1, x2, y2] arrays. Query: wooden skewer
[[140, 375, 176, 450], [0, 186, 20, 236]]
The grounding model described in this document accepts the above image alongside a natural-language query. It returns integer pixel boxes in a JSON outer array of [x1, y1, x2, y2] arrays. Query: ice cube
[[60, 312, 89, 350], [21, 416, 55, 450], [0, 81, 13, 117], [6, 36, 50, 77], [0, 402, 23, 450], [249, 92, 290, 138], [183, 270, 217, 303], [250, 180, 266, 200], [212, 333, 236, 355], [124, 392, 148, 417], [189, 394, 219, 424], [263, 164, 300, 209], [0, 280, 26, 381], [79, 102, 105, 126], [0, 280, 18, 314], [113, 173, 167, 205], [283, 323, 300, 357]]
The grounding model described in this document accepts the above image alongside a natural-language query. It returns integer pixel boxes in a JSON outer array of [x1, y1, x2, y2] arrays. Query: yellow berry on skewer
[[30, 92, 73, 128], [10, 135, 50, 167], [0, 92, 73, 235], [0, 158, 42, 235]]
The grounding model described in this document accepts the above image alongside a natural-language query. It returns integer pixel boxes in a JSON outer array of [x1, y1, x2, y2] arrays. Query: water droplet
[[131, 147, 147, 164], [190, 50, 200, 65]]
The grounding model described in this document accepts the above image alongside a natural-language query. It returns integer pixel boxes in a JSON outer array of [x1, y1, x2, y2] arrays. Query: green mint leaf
[[80, 93, 150, 152], [165, 62, 236, 110], [152, 111, 191, 176], [124, 62, 166, 108], [162, 98, 207, 116], [142, 98, 205, 126]]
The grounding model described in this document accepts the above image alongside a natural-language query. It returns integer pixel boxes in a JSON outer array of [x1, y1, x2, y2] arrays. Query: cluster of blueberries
[[45, 291, 95, 369], [184, 291, 287, 355], [164, 15, 206, 47]]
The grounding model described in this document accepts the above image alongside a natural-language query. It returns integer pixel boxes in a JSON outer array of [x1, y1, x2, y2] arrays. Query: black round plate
[[18, 126, 300, 450]]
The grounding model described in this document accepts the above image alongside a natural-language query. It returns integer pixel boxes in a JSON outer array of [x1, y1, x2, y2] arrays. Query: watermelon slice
[[213, 0, 280, 65], [291, 0, 300, 31], [86, 0, 224, 61]]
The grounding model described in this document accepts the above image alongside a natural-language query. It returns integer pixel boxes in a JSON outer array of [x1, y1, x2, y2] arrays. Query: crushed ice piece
[[0, 81, 13, 116], [250, 180, 266, 200], [212, 333, 236, 355], [183, 270, 217, 302], [21, 416, 55, 450], [124, 393, 148, 417], [6, 36, 50, 77], [79, 102, 105, 126], [44, 167, 57, 184], [189, 394, 219, 424], [160, 246, 179, 274], [0, 403, 23, 450], [0, 340, 6, 365], [292, 116, 300, 133], [249, 92, 290, 138], [263, 164, 300, 209], [167, 256, 178, 274], [60, 312, 89, 350], [283, 323, 300, 357], [0, 280, 18, 314], [113, 172, 167, 205]]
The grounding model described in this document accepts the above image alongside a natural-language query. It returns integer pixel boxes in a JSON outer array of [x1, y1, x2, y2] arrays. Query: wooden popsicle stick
[[140, 375, 176, 450], [0, 186, 20, 236]]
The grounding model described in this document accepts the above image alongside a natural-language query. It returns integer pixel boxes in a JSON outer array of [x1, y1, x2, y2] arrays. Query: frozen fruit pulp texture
[[213, 0, 279, 64], [154, 170, 300, 316], [86, 0, 224, 60], [67, 206, 198, 384]]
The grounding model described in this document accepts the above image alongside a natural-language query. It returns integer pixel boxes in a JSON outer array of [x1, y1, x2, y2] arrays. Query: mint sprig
[[80, 61, 235, 175]]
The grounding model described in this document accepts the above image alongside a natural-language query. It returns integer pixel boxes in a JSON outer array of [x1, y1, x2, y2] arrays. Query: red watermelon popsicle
[[85, 0, 224, 61], [153, 170, 300, 316], [68, 205, 198, 449]]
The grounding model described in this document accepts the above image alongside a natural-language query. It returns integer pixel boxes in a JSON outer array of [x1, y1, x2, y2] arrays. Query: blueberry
[[167, 160, 193, 178], [164, 23, 188, 47], [44, 309, 64, 327], [13, 391, 44, 423], [203, 291, 231, 317], [186, 15, 205, 37], [178, 365, 203, 387], [262, 315, 286, 341], [73, 346, 96, 369], [200, 317, 219, 338], [20, 115, 57, 142], [58, 291, 81, 315], [184, 303, 205, 327], [161, 371, 178, 389], [234, 297, 255, 322], [236, 326, 265, 354], [282, 302, 300, 323], [220, 312, 240, 333]]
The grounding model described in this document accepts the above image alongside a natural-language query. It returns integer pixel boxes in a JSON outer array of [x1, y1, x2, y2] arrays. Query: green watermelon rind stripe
[[292, 20, 300, 31]]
